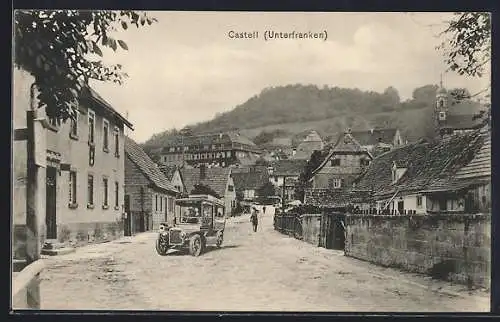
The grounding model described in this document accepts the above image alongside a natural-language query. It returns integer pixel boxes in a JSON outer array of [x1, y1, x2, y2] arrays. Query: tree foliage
[[438, 12, 491, 78], [438, 12, 491, 127], [191, 184, 220, 199], [294, 149, 330, 202], [14, 10, 157, 121], [257, 182, 276, 199]]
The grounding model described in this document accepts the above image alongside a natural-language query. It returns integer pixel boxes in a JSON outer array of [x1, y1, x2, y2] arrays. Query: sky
[[89, 12, 491, 143]]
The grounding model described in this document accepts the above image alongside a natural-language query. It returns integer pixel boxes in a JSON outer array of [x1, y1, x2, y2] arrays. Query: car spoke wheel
[[189, 235, 202, 257], [216, 233, 223, 248], [156, 239, 168, 256]]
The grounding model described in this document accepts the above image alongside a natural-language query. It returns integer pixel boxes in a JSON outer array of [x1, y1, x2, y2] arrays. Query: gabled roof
[[270, 159, 308, 176], [293, 132, 324, 160], [423, 128, 491, 193], [306, 189, 373, 208], [160, 131, 257, 151], [349, 128, 398, 146], [440, 114, 482, 130], [354, 130, 484, 198], [84, 88, 134, 130], [158, 165, 179, 181], [312, 133, 372, 176], [125, 137, 178, 193], [232, 168, 269, 191], [181, 167, 232, 197]]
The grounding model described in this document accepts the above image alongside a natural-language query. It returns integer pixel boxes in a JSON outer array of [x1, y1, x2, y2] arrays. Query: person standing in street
[[250, 207, 259, 232], [262, 206, 266, 215]]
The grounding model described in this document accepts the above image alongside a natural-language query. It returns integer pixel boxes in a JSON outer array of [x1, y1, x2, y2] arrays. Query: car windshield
[[179, 203, 202, 224]]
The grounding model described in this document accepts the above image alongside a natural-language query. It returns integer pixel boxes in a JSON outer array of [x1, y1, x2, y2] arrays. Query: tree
[[14, 10, 157, 121], [295, 149, 329, 202], [191, 184, 220, 198], [438, 12, 491, 127], [438, 12, 490, 78], [257, 182, 276, 202]]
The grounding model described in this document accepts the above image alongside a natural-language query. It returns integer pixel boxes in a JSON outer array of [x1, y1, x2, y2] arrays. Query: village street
[[39, 213, 489, 312]]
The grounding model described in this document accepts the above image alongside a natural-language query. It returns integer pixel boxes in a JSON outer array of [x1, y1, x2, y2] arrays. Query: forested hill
[[143, 84, 483, 147]]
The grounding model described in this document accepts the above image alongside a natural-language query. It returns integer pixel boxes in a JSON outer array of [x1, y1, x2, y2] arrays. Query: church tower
[[434, 75, 448, 138]]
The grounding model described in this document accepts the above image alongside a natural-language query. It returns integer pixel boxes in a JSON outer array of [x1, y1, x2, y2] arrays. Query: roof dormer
[[392, 160, 408, 183]]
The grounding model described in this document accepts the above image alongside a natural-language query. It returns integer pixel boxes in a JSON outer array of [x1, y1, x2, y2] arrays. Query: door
[[124, 195, 131, 236], [45, 166, 57, 239], [333, 215, 346, 250], [397, 200, 404, 214]]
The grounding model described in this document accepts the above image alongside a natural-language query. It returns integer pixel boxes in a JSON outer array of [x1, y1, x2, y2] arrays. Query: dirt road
[[39, 214, 489, 311]]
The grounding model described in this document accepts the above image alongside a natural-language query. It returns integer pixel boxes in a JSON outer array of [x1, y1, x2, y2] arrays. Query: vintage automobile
[[155, 194, 226, 256]]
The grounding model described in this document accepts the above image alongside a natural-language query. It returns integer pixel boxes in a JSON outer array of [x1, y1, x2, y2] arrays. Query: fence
[[274, 213, 303, 240]]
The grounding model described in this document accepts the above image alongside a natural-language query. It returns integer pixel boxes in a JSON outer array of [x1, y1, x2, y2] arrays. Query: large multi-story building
[[157, 129, 262, 167], [13, 67, 133, 256]]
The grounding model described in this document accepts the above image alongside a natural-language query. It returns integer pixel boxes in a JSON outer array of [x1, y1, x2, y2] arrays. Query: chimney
[[200, 164, 206, 179]]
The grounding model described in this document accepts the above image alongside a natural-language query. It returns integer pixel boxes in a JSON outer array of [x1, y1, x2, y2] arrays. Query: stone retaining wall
[[345, 213, 491, 288]]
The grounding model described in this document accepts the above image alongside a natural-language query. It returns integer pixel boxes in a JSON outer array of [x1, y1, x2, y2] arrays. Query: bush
[[76, 229, 88, 242], [94, 224, 103, 240], [58, 225, 72, 243]]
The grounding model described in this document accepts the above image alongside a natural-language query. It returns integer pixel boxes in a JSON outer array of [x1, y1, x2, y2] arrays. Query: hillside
[[143, 84, 483, 148]]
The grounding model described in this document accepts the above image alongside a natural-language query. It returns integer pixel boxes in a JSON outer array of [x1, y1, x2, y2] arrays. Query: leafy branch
[[14, 10, 157, 121]]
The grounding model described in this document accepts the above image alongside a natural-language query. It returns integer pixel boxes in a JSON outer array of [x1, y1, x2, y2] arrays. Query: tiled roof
[[332, 133, 367, 153], [158, 165, 178, 181], [293, 134, 324, 160], [423, 128, 491, 192], [349, 128, 398, 146], [270, 159, 308, 176], [181, 167, 231, 198], [125, 137, 178, 193], [440, 114, 482, 130], [232, 168, 269, 191], [305, 188, 373, 208], [161, 131, 257, 151], [454, 129, 490, 179], [354, 130, 484, 198], [312, 133, 371, 176]]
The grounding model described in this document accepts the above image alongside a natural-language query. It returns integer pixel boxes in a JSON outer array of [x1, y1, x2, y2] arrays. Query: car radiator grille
[[169, 230, 183, 244]]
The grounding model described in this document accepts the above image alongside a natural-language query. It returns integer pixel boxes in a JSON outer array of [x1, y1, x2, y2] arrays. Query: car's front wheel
[[188, 235, 203, 257], [155, 239, 169, 256]]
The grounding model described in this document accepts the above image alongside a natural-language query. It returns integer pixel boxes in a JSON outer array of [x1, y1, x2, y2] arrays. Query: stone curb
[[41, 247, 76, 256]]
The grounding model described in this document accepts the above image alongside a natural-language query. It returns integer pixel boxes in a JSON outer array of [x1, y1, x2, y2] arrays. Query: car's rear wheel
[[188, 235, 202, 257], [216, 232, 224, 248]]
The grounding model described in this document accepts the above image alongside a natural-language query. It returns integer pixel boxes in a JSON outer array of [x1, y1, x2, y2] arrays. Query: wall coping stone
[[12, 259, 45, 299]]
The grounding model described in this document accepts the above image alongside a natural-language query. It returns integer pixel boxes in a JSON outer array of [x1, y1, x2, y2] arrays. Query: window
[[70, 113, 78, 139], [274, 177, 278, 183], [69, 171, 77, 205], [417, 196, 423, 207], [329, 178, 342, 189], [114, 127, 120, 157], [360, 159, 370, 166], [331, 159, 340, 166], [102, 177, 109, 208], [155, 194, 158, 211], [160, 196, 163, 212], [103, 119, 109, 152], [88, 110, 95, 145], [392, 169, 396, 183], [87, 174, 94, 207], [439, 199, 447, 211], [228, 185, 234, 192], [114, 181, 119, 209], [438, 111, 446, 121]]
